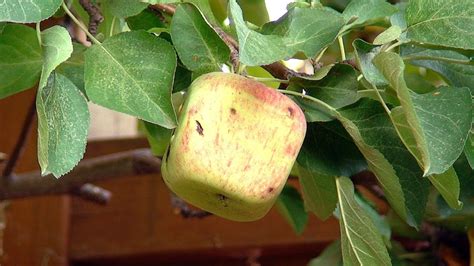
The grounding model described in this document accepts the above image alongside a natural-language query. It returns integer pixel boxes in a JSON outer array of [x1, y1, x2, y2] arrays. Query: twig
[[170, 193, 212, 219], [153, 3, 176, 14], [152, 3, 297, 81], [342, 58, 359, 70], [0, 149, 160, 200], [214, 26, 240, 72], [72, 183, 112, 204], [2, 96, 36, 180], [78, 0, 103, 37]]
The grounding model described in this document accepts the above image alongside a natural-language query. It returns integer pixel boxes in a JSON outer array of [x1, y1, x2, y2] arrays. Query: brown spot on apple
[[267, 187, 274, 193], [227, 159, 232, 167], [215, 133, 220, 145], [188, 107, 197, 115], [288, 107, 294, 118], [181, 132, 189, 151], [217, 194, 229, 207], [195, 120, 204, 136], [285, 144, 295, 156], [230, 108, 237, 115], [165, 146, 171, 163]]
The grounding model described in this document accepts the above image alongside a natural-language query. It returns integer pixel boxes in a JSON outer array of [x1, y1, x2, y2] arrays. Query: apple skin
[[161, 72, 306, 221]]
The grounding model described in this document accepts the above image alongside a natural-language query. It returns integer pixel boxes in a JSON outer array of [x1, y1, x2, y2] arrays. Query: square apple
[[162, 72, 306, 221]]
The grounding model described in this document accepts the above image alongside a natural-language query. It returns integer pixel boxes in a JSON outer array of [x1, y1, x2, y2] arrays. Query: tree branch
[[152, 3, 297, 80], [0, 149, 161, 200], [78, 0, 104, 37], [72, 183, 112, 204], [2, 96, 36, 180]]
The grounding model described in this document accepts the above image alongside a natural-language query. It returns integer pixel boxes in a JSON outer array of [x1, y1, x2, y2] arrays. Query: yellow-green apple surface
[[161, 72, 306, 221]]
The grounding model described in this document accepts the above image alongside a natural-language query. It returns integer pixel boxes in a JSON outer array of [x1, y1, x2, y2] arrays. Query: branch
[[0, 148, 214, 217], [2, 96, 36, 179], [78, 0, 103, 37], [152, 3, 297, 80], [72, 183, 112, 204], [0, 149, 161, 200]]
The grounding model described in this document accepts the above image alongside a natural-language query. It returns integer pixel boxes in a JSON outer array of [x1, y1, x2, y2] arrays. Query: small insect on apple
[[162, 72, 307, 221]]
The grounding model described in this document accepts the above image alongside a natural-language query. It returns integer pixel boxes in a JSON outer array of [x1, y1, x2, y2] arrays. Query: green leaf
[[430, 155, 474, 231], [373, 25, 402, 45], [0, 0, 62, 23], [142, 0, 177, 3], [400, 45, 474, 88], [373, 52, 472, 176], [37, 73, 89, 177], [275, 185, 308, 235], [230, 0, 344, 65], [103, 0, 148, 18], [56, 43, 86, 96], [126, 8, 166, 30], [262, 6, 345, 59], [296, 166, 337, 220], [39, 26, 73, 89], [142, 121, 173, 156], [338, 99, 429, 227], [173, 63, 192, 92], [229, 0, 288, 66], [342, 0, 397, 31], [308, 240, 343, 266], [352, 39, 387, 86], [465, 133, 474, 169], [170, 3, 229, 73], [356, 194, 392, 247], [289, 64, 359, 122], [0, 24, 42, 99], [209, 0, 227, 24], [283, 93, 427, 227], [428, 167, 462, 210], [336, 176, 391, 265], [406, 0, 474, 50], [246, 66, 280, 89], [84, 31, 177, 128], [237, 0, 269, 27], [296, 122, 366, 219]]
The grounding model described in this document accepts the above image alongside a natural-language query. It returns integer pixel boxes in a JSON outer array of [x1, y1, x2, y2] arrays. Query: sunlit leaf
[[39, 26, 73, 89], [85, 31, 177, 128], [37, 73, 89, 177], [0, 0, 62, 23], [170, 3, 229, 73], [374, 52, 472, 176], [406, 0, 474, 50]]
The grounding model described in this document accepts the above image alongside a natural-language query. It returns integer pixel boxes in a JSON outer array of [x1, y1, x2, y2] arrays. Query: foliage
[[1, 0, 473, 265]]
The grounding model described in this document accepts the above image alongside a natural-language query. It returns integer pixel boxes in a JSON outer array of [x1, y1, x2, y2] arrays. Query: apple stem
[[247, 76, 289, 84], [277, 89, 338, 118]]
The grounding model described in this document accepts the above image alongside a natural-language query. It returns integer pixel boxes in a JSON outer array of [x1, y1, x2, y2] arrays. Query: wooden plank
[[69, 138, 340, 264], [0, 89, 71, 266]]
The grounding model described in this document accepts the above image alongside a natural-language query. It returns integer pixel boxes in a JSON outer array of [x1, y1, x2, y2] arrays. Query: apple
[[161, 72, 306, 221]]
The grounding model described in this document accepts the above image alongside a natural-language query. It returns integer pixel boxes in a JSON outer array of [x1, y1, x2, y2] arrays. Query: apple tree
[[1, 0, 474, 265]]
